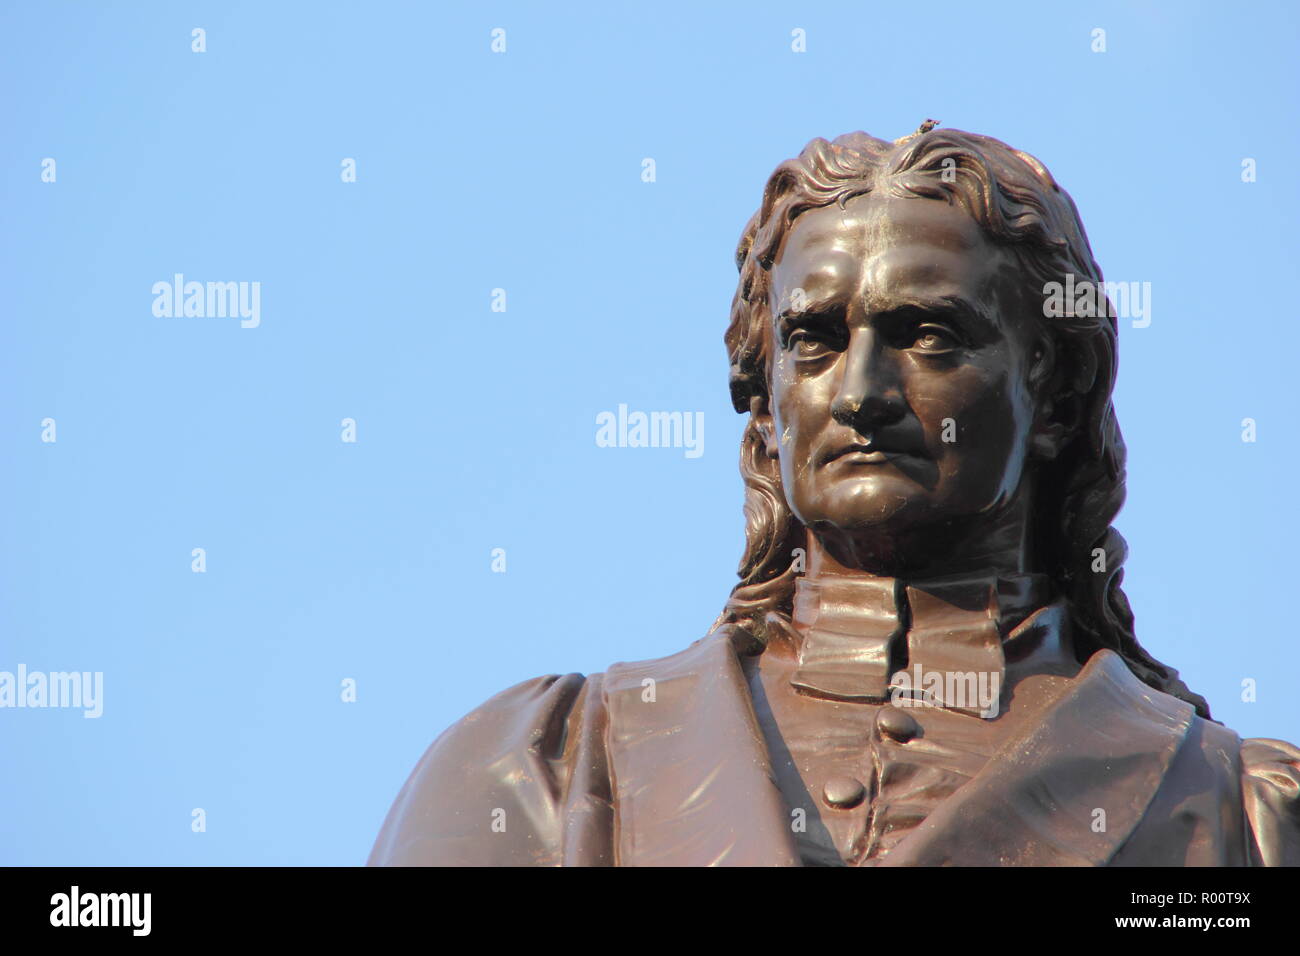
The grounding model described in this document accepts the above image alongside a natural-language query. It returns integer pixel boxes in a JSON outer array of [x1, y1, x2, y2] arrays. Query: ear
[[1030, 408, 1072, 461], [749, 394, 780, 460], [1027, 337, 1075, 461]]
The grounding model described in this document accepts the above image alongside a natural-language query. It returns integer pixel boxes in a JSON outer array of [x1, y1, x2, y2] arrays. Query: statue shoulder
[[366, 629, 762, 866], [1241, 736, 1300, 866], [367, 672, 608, 866]]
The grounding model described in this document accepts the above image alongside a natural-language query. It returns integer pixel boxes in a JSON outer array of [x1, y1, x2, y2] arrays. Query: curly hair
[[713, 127, 1211, 719]]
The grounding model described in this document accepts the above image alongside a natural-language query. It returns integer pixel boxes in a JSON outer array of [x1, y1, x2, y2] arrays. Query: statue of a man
[[369, 127, 1300, 866]]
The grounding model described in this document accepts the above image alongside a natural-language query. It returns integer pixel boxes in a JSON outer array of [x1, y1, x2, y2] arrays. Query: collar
[[788, 570, 1051, 715]]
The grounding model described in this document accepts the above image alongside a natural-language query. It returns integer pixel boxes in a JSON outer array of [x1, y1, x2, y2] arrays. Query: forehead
[[770, 193, 1019, 312]]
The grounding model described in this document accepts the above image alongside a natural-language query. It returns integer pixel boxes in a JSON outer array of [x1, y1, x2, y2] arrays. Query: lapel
[[877, 648, 1195, 866], [602, 628, 801, 867]]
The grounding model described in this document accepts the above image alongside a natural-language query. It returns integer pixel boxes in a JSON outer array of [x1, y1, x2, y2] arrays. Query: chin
[[799, 481, 929, 533]]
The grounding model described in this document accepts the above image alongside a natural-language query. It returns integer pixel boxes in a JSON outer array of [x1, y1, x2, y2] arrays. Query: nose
[[831, 327, 906, 431]]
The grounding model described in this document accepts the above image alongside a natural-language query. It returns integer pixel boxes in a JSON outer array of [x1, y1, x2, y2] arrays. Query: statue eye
[[789, 331, 835, 359], [910, 325, 961, 353]]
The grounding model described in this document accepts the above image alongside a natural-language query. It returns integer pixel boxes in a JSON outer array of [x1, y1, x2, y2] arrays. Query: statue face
[[763, 193, 1045, 553]]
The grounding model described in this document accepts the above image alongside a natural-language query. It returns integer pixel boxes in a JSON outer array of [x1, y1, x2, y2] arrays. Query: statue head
[[718, 127, 1209, 717]]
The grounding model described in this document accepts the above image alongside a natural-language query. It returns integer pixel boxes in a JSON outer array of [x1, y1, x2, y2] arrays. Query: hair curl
[[713, 127, 1210, 719]]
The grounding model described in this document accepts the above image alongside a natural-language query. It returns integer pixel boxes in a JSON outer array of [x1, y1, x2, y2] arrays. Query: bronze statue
[[369, 126, 1300, 866]]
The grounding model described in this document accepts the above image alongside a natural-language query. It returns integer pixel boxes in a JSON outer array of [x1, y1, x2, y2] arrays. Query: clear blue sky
[[3, 1, 1297, 865]]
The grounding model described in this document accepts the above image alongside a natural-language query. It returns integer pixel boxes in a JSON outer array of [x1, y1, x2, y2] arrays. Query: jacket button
[[876, 705, 920, 742], [822, 775, 866, 809]]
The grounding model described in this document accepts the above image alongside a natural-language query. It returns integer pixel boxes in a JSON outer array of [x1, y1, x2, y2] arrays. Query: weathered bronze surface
[[369, 126, 1300, 866]]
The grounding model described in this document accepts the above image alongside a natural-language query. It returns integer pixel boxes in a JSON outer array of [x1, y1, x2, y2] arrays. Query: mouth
[[823, 442, 918, 465]]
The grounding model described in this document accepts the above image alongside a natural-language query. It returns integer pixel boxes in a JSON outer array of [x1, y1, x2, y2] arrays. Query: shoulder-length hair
[[715, 127, 1210, 719]]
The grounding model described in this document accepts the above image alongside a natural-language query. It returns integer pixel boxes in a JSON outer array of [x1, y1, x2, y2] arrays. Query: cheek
[[770, 360, 824, 448], [770, 368, 833, 504], [913, 365, 1032, 486]]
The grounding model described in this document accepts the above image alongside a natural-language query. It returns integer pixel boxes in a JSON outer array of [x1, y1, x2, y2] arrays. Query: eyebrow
[[773, 287, 846, 334], [879, 295, 999, 340], [775, 305, 841, 345], [776, 294, 998, 339]]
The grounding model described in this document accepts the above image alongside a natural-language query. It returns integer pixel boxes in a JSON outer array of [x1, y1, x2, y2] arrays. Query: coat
[[368, 627, 1300, 866]]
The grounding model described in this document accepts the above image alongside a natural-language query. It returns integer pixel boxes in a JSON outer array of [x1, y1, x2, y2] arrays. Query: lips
[[822, 440, 921, 465]]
